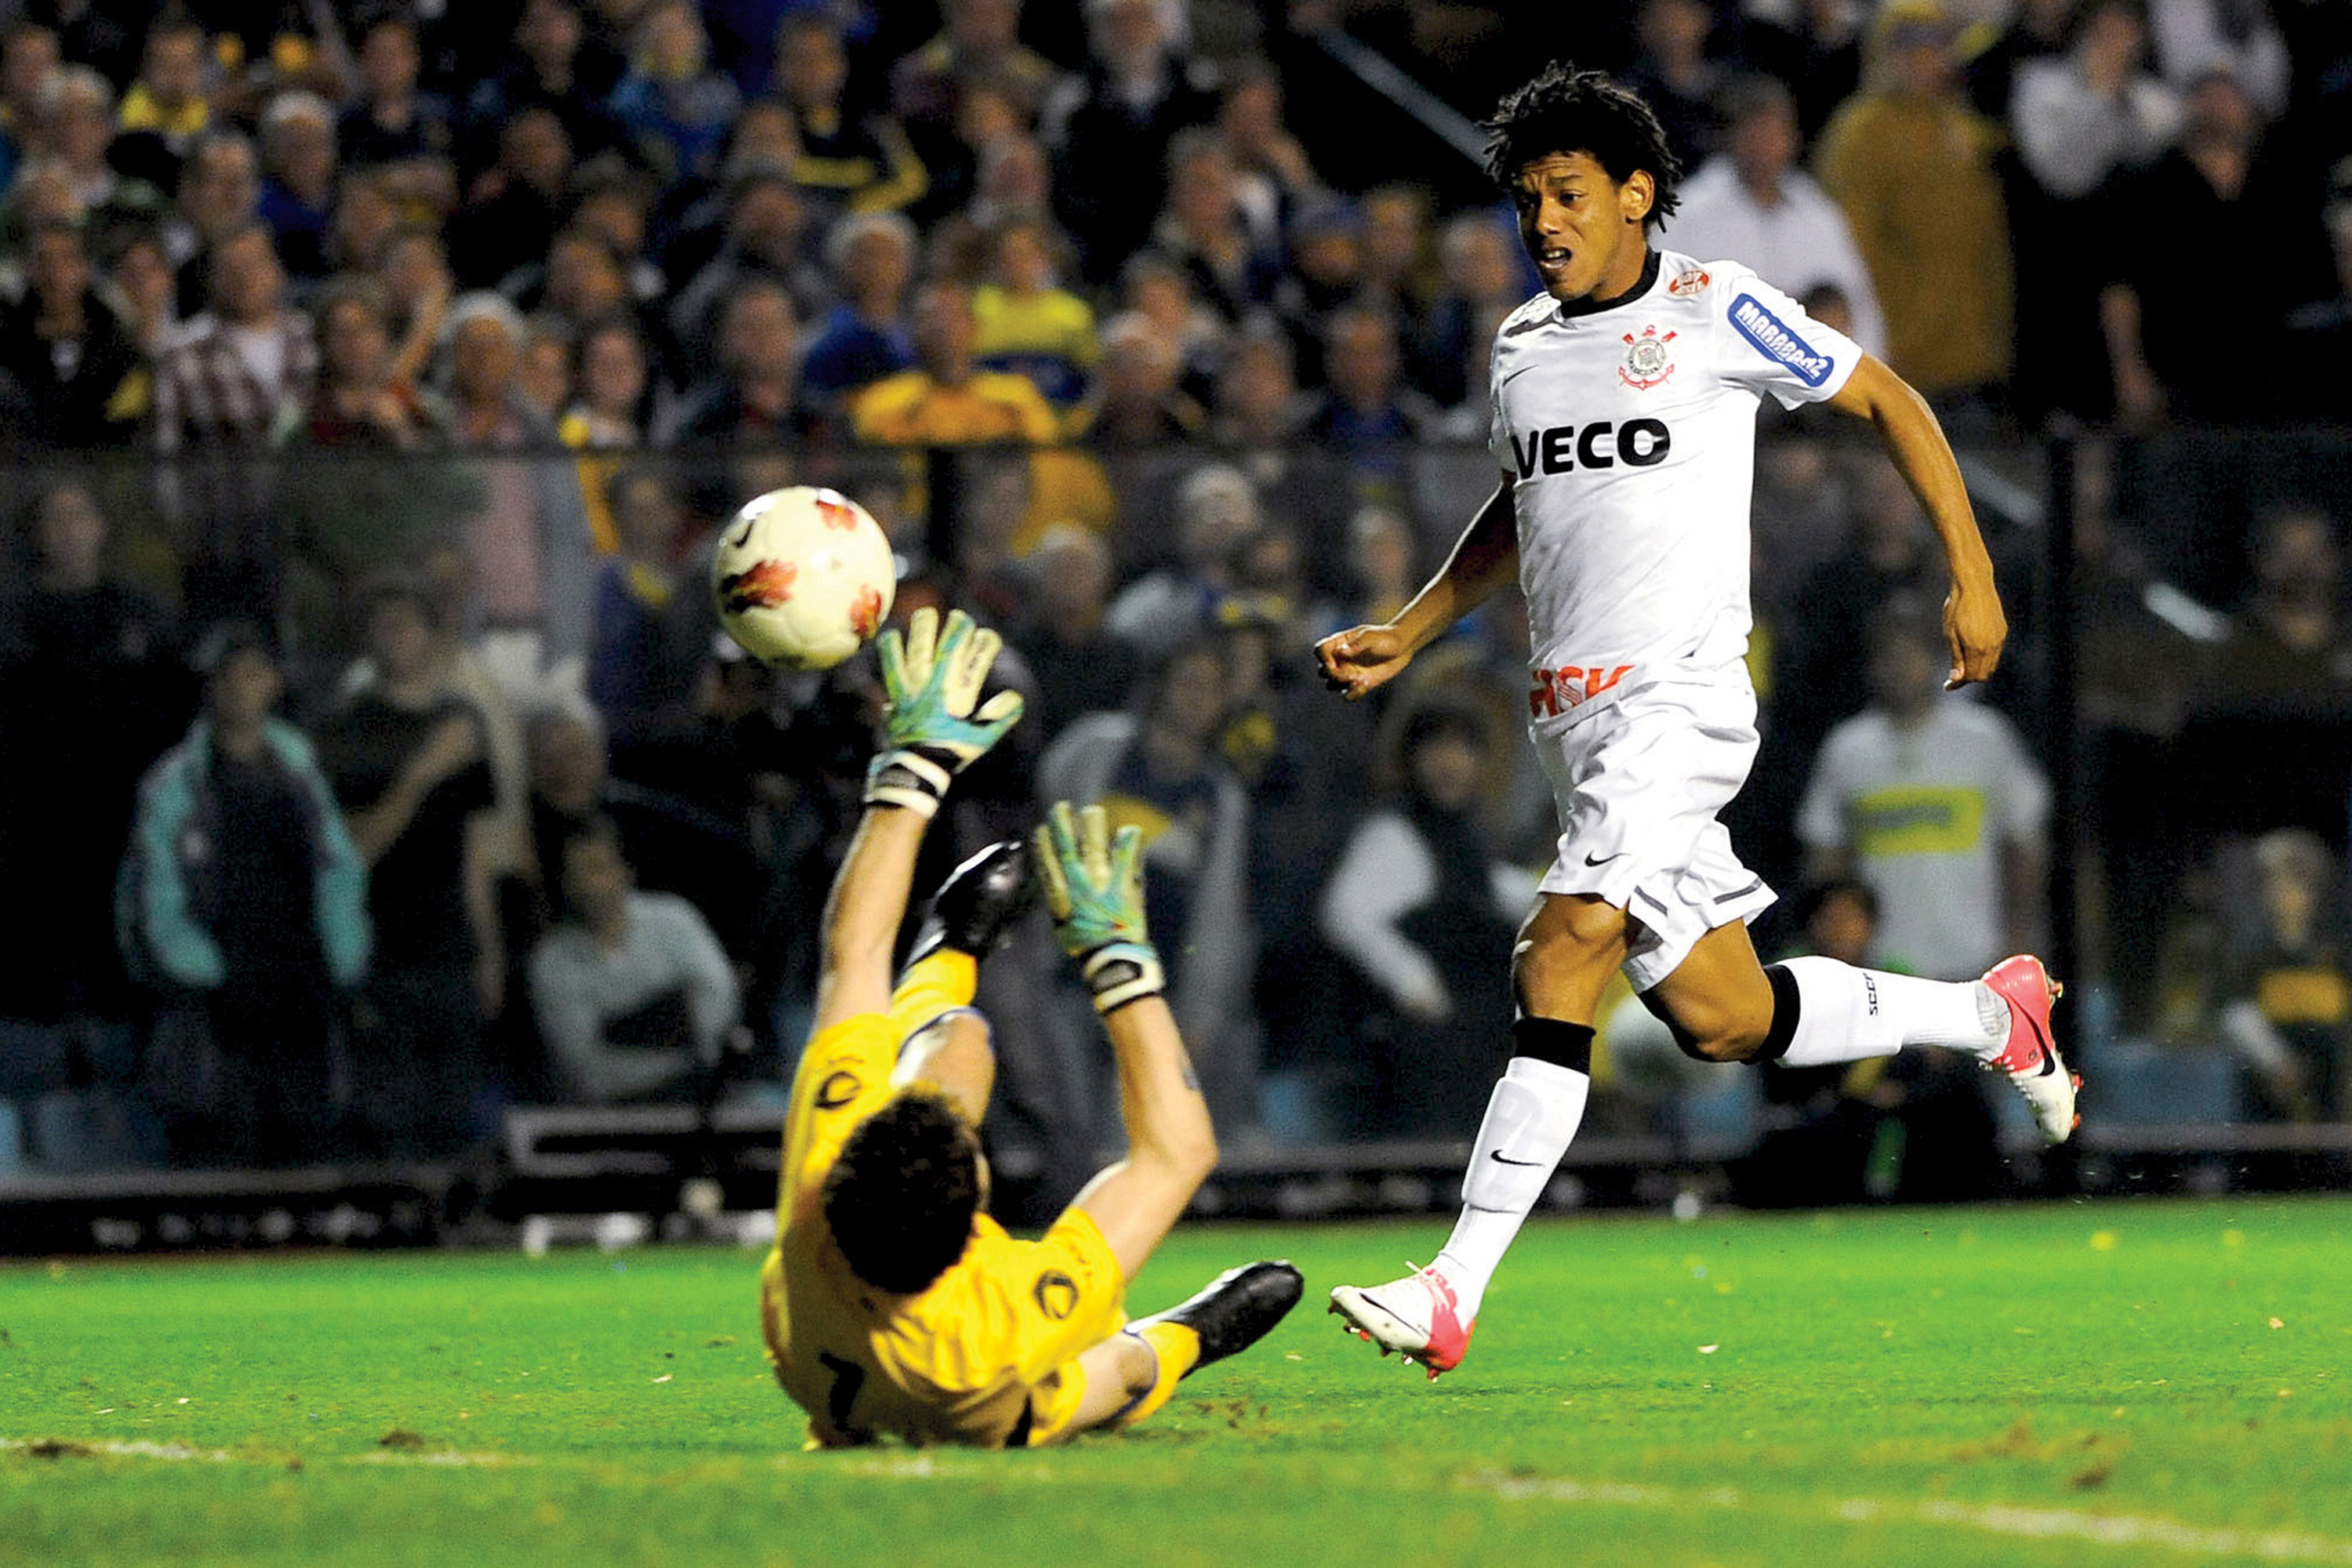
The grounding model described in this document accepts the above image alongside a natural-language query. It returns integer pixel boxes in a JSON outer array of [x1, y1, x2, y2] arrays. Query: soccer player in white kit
[[1316, 63, 2079, 1378]]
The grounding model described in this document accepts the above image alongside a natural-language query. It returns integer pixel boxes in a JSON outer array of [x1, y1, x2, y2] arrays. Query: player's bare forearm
[[1826, 357, 1990, 579], [1033, 801, 1205, 1274], [812, 804, 928, 1030], [1106, 996, 1215, 1179], [1827, 355, 2005, 687], [818, 605, 1022, 1026], [1069, 994, 1217, 1279], [1317, 480, 1518, 700], [1408, 481, 1519, 642]]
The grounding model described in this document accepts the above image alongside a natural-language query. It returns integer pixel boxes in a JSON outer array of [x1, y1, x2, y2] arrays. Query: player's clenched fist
[[1035, 800, 1165, 1014], [1941, 579, 2007, 690], [1316, 622, 1415, 702], [865, 606, 1025, 817]]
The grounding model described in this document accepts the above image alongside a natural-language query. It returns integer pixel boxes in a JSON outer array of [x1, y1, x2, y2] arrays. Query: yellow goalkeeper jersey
[[760, 957, 1127, 1448]]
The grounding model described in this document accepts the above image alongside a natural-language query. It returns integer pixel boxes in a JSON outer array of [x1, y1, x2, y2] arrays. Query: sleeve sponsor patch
[[1729, 292, 1835, 387]]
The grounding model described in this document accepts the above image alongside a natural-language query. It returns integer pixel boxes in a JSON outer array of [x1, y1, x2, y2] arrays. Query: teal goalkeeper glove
[[1034, 800, 1165, 1014], [866, 606, 1025, 818]]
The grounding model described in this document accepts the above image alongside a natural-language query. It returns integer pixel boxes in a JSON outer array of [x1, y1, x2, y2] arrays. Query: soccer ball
[[711, 485, 895, 670]]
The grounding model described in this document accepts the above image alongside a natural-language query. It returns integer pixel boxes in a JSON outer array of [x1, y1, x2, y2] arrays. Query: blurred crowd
[[0, 0, 2337, 454], [0, 0, 2349, 1192]]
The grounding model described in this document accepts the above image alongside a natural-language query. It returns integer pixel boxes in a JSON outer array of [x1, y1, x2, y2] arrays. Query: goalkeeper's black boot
[[906, 838, 1036, 967], [1131, 1261, 1305, 1375]]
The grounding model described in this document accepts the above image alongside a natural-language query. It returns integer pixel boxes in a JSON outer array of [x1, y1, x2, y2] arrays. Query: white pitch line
[[1466, 1472, 2352, 1564], [1856, 1499, 2352, 1566], [3, 1436, 524, 1469], [1472, 1473, 1681, 1508], [2, 1436, 1032, 1478], [2, 1437, 235, 1463]]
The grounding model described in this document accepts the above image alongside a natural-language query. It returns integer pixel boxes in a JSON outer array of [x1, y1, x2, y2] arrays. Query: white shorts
[[1530, 672, 1775, 992]]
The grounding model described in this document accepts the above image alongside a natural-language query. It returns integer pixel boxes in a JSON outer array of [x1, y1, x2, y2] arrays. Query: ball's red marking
[[718, 558, 797, 614], [814, 494, 860, 531], [849, 586, 884, 639]]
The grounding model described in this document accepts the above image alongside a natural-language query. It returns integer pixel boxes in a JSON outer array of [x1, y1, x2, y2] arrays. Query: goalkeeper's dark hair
[[821, 1089, 982, 1294], [1483, 61, 1683, 230]]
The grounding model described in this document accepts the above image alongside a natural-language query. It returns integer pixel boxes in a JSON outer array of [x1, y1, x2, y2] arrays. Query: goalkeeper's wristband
[[864, 747, 956, 818], [1076, 939, 1165, 1014]]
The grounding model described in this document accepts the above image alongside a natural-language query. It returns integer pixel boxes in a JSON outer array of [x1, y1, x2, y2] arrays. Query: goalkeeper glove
[[865, 606, 1025, 818], [1034, 800, 1165, 1014]]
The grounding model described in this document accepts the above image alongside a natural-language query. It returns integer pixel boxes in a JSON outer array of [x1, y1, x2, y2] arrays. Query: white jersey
[[1795, 700, 2051, 980], [1487, 249, 1860, 725]]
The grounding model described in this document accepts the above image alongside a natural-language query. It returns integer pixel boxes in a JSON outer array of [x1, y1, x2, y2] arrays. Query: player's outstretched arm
[[1826, 354, 2006, 689], [1316, 477, 1519, 702], [1034, 801, 1216, 1279], [813, 607, 1024, 1032]]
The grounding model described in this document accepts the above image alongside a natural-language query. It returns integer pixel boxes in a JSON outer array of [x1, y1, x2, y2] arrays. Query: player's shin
[[1107, 1323, 1200, 1429], [1756, 956, 2004, 1067], [1433, 1022, 1593, 1322]]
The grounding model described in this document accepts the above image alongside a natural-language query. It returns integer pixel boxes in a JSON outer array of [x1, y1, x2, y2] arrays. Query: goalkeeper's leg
[[887, 838, 1036, 1120], [1061, 1261, 1305, 1436], [1062, 1331, 1163, 1435]]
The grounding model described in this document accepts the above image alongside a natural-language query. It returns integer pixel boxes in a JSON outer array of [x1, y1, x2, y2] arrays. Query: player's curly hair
[[822, 1089, 982, 1294], [1483, 61, 1684, 230]]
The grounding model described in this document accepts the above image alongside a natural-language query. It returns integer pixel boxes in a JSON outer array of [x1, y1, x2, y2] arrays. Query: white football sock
[[1773, 956, 2009, 1067], [1432, 1055, 1589, 1322]]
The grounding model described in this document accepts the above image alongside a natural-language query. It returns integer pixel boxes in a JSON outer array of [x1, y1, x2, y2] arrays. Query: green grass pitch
[[4, 1195, 2349, 1567]]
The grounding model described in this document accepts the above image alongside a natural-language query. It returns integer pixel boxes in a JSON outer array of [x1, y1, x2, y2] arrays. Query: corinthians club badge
[[1620, 325, 1676, 390]]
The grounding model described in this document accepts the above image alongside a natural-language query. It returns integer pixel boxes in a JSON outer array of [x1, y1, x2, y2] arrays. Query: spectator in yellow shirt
[[118, 19, 212, 152], [853, 278, 1059, 445], [1814, 4, 2014, 413], [973, 217, 1098, 412], [775, 15, 927, 223], [854, 277, 1115, 546]]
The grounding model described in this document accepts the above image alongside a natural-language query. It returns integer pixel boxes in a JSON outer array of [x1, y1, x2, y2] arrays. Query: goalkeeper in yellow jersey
[[760, 608, 1301, 1449]]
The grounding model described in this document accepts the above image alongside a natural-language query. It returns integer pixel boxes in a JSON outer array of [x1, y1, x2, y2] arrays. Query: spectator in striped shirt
[[151, 222, 317, 452]]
